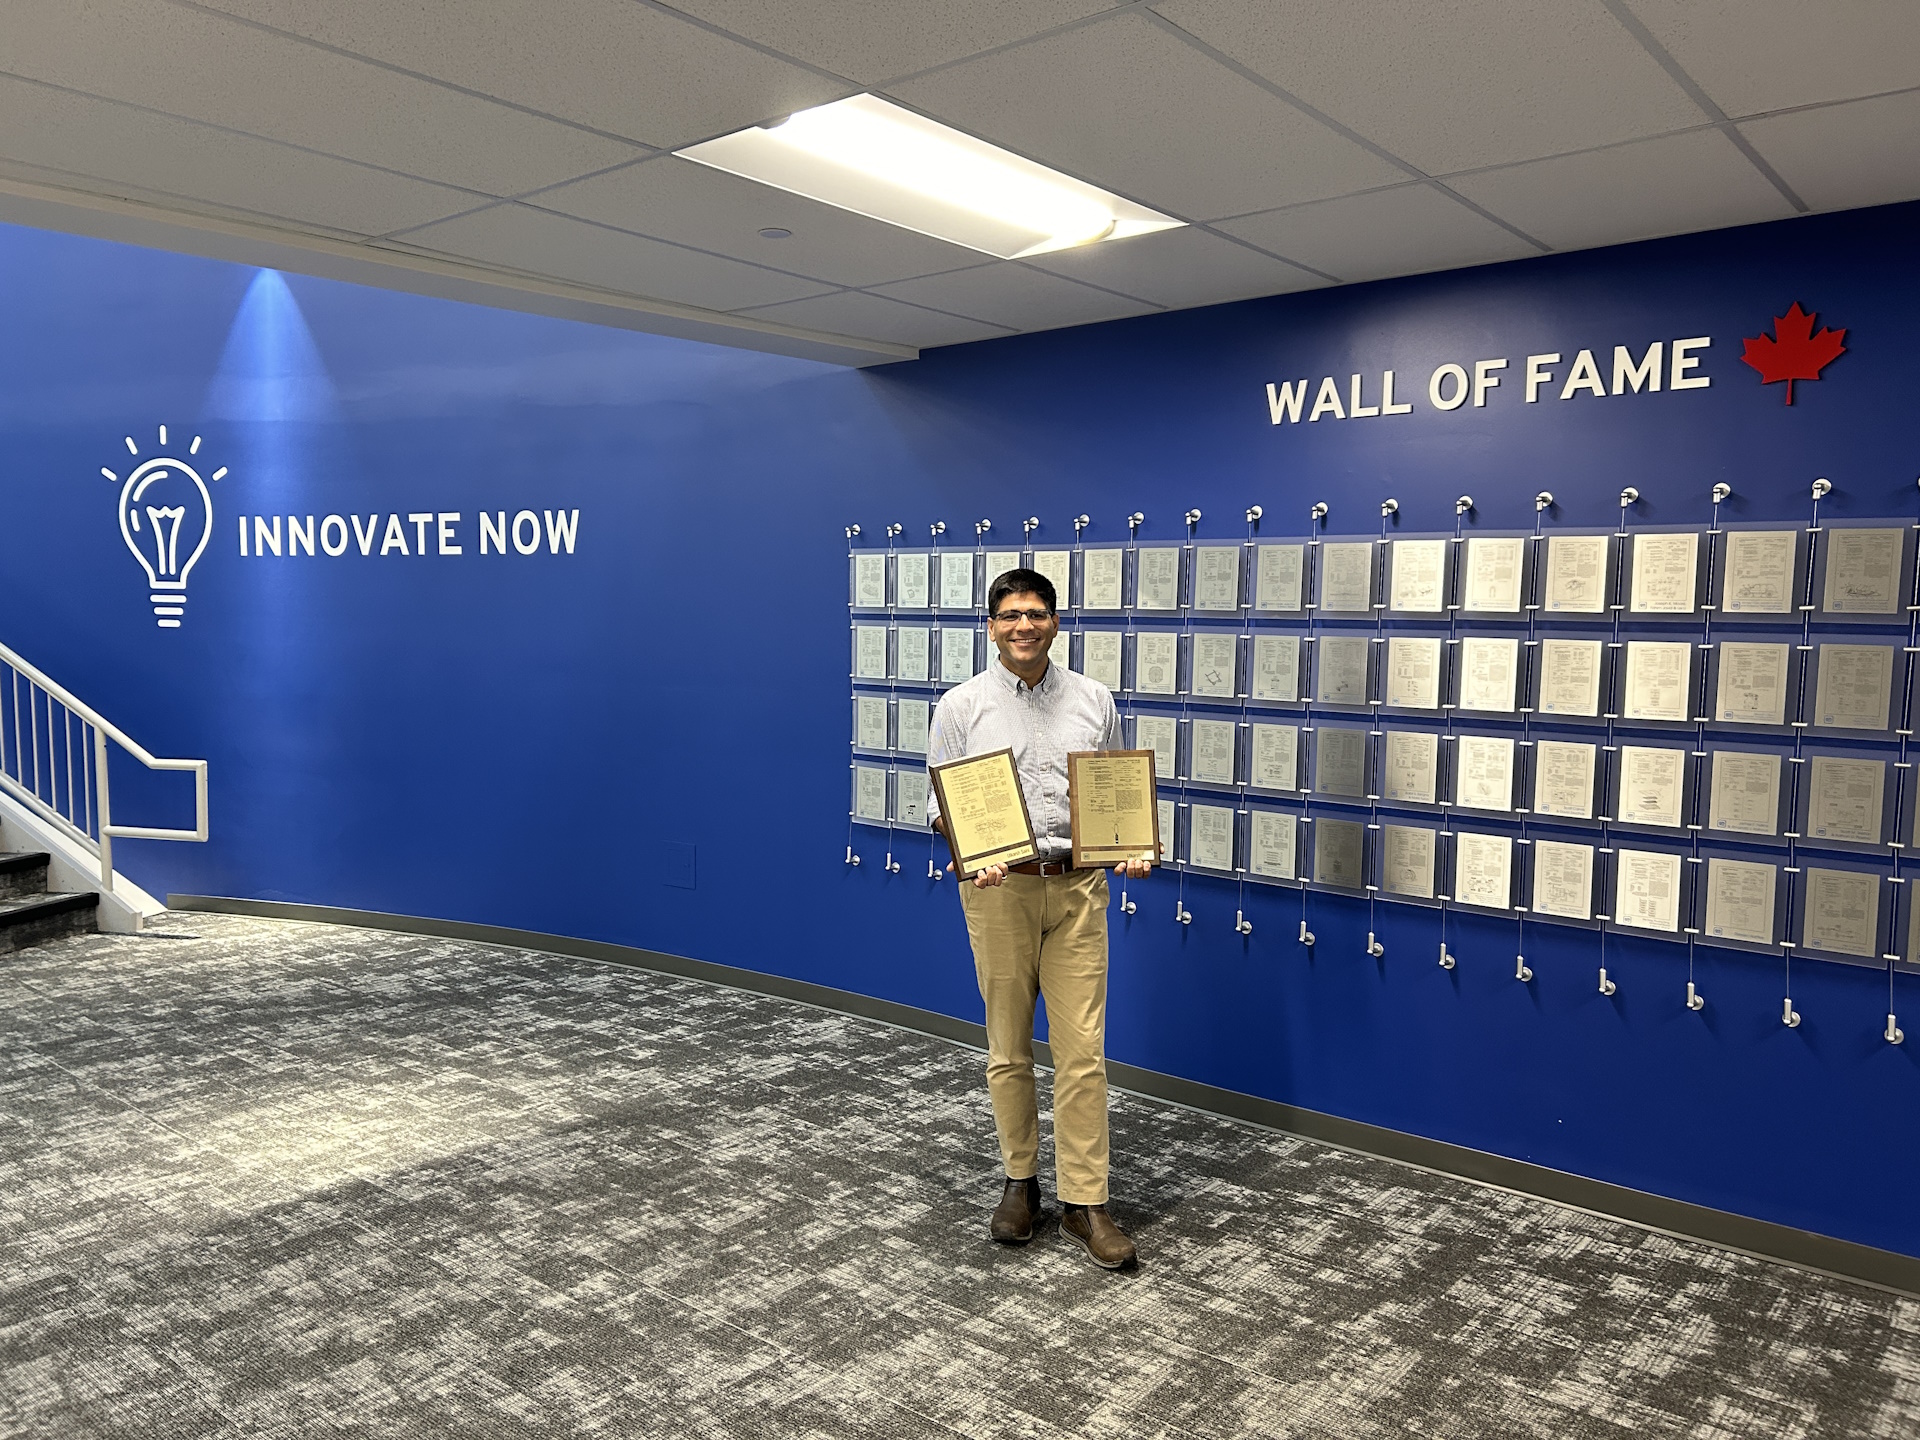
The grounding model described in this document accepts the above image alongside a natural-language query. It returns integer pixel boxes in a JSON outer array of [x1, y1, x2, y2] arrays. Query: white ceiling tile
[[1154, 0, 1705, 176], [1448, 130, 1795, 253], [396, 204, 833, 311], [0, 0, 639, 196], [891, 13, 1405, 221], [1026, 225, 1327, 307], [872, 262, 1161, 331], [533, 156, 984, 287], [665, 0, 1113, 86], [733, 291, 1015, 350], [1625, 1, 1920, 116], [1740, 92, 1920, 214], [0, 76, 473, 237], [194, 0, 848, 149], [1214, 185, 1539, 283]]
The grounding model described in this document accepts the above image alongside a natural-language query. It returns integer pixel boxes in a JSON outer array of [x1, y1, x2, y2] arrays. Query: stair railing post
[[92, 726, 113, 892]]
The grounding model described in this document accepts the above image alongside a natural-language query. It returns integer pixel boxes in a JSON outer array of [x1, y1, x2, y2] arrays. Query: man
[[925, 568, 1151, 1270]]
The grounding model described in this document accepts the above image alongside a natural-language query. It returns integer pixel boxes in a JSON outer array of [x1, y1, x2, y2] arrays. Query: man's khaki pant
[[958, 868, 1110, 1205]]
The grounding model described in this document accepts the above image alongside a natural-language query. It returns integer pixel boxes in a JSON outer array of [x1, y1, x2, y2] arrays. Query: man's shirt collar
[[992, 657, 1054, 695]]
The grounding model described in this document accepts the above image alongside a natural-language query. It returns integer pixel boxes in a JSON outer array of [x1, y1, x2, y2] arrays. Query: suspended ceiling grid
[[0, 1, 1916, 365]]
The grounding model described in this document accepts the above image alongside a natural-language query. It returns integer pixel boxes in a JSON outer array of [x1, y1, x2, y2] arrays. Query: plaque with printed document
[[1068, 749, 1160, 869], [929, 748, 1041, 879]]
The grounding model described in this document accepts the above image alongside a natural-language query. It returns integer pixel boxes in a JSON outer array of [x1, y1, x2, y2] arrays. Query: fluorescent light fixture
[[676, 94, 1182, 260]]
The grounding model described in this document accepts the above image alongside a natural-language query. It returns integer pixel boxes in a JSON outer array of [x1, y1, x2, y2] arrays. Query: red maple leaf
[[1740, 302, 1846, 404]]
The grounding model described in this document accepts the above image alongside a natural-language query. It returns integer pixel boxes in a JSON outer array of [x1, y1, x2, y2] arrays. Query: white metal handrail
[[0, 639, 207, 888]]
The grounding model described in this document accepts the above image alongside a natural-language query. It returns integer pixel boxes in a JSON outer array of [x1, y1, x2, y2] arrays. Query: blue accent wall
[[2, 203, 1916, 1257]]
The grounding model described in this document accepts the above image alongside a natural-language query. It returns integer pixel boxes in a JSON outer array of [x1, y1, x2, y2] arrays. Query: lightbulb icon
[[102, 424, 224, 629]]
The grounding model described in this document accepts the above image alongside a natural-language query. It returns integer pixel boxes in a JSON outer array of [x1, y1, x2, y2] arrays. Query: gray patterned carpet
[[1, 914, 1916, 1439]]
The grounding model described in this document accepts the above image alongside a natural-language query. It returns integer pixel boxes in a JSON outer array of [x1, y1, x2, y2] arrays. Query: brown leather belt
[[1007, 858, 1075, 877]]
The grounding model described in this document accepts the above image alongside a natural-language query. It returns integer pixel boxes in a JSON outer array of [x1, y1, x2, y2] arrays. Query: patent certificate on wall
[[1189, 718, 1238, 785], [1629, 532, 1699, 613], [1457, 636, 1518, 713], [1614, 849, 1682, 933], [1622, 641, 1693, 722], [1617, 745, 1686, 828], [1532, 740, 1596, 819], [1080, 631, 1123, 691], [1463, 536, 1524, 613], [1812, 644, 1893, 730], [1249, 723, 1298, 791], [1254, 544, 1305, 612], [1189, 803, 1236, 870], [1803, 867, 1879, 957], [856, 695, 889, 750], [1454, 832, 1512, 910], [938, 551, 974, 611], [1191, 633, 1238, 699], [896, 552, 930, 610], [1134, 632, 1179, 695], [1703, 858, 1776, 945], [1249, 810, 1297, 879], [1531, 840, 1594, 921], [1822, 527, 1904, 614], [1031, 550, 1072, 611], [1316, 635, 1371, 706], [1081, 549, 1124, 610], [939, 628, 976, 682], [854, 765, 888, 822], [1714, 642, 1790, 726], [1135, 714, 1178, 780], [1381, 730, 1439, 805], [1159, 799, 1176, 862], [983, 550, 1022, 586], [1382, 824, 1436, 898], [1251, 634, 1301, 702], [1193, 545, 1242, 612], [1385, 637, 1442, 709], [1537, 639, 1603, 716], [1319, 541, 1374, 612], [1136, 548, 1181, 610], [1706, 751, 1780, 836], [1543, 534, 1608, 614], [1313, 727, 1368, 797], [896, 698, 930, 756], [1454, 734, 1514, 812], [1721, 531, 1797, 614], [1314, 818, 1366, 888], [1805, 755, 1884, 844], [896, 770, 930, 827], [897, 626, 931, 682], [855, 625, 889, 679], [854, 552, 886, 608], [1390, 539, 1448, 613]]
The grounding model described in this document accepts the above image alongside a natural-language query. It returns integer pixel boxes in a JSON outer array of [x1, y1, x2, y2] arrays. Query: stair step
[[0, 890, 97, 955], [0, 851, 51, 901]]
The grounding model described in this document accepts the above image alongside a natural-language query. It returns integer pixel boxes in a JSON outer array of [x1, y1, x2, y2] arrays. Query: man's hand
[[945, 858, 1010, 887], [1113, 859, 1153, 880]]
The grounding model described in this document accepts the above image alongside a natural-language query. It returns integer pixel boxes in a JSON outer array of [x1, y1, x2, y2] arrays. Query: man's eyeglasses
[[991, 608, 1055, 624]]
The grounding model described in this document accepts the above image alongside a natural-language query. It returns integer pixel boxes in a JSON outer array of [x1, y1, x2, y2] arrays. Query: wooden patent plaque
[[928, 747, 1040, 878], [1068, 749, 1159, 868]]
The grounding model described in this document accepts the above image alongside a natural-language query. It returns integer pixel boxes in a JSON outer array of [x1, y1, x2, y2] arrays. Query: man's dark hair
[[988, 568, 1057, 616]]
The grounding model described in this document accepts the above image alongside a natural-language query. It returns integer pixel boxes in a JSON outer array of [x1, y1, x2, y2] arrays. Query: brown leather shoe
[[1060, 1203, 1136, 1269], [989, 1176, 1042, 1244]]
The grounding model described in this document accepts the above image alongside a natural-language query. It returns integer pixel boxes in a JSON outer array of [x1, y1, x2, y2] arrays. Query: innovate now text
[[237, 510, 580, 557]]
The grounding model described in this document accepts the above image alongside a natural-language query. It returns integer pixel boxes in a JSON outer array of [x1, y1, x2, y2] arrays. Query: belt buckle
[[1041, 858, 1070, 877]]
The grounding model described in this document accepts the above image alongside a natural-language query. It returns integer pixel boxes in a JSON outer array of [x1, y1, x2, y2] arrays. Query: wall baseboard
[[167, 893, 1920, 1298]]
